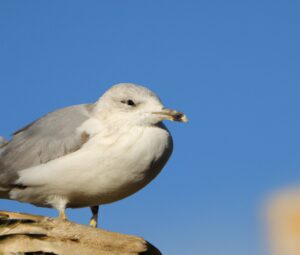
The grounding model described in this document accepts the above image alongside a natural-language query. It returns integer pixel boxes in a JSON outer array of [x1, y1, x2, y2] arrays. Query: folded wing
[[0, 104, 94, 192]]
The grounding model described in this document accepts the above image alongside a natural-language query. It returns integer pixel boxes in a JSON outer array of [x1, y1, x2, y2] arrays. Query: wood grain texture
[[0, 211, 161, 255]]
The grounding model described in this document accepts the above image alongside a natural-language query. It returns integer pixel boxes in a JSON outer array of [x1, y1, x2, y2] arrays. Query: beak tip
[[153, 110, 188, 123], [172, 112, 188, 123], [181, 115, 189, 123]]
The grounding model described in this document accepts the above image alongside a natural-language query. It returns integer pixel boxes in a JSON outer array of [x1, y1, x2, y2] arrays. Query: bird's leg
[[58, 209, 67, 221], [89, 205, 99, 228], [50, 195, 68, 221]]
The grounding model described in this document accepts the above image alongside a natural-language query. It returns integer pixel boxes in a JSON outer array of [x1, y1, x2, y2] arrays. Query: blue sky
[[0, 1, 299, 254]]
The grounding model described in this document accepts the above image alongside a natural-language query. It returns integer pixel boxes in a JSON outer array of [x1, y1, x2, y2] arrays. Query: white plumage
[[0, 83, 187, 226]]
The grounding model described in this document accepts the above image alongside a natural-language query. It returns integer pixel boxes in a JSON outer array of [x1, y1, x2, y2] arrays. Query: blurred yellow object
[[265, 188, 300, 255]]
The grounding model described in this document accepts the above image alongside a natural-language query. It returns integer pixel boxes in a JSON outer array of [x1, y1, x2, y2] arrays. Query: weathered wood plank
[[0, 211, 161, 255]]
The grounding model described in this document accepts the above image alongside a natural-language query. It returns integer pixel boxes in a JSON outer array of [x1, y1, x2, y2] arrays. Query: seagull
[[0, 83, 187, 227]]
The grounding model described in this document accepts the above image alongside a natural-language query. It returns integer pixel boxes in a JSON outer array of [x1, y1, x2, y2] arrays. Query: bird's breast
[[74, 124, 173, 205], [14, 124, 173, 208]]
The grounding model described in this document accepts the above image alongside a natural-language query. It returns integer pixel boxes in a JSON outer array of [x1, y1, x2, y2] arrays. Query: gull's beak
[[153, 108, 188, 123]]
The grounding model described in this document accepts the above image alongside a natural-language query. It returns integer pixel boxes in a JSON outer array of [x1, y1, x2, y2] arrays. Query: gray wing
[[0, 104, 94, 191]]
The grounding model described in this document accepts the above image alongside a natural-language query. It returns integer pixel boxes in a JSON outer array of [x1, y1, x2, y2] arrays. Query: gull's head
[[94, 83, 188, 126]]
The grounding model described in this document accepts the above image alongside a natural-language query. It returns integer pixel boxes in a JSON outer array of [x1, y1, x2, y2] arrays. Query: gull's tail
[[0, 136, 9, 198], [0, 136, 7, 159], [0, 136, 7, 148]]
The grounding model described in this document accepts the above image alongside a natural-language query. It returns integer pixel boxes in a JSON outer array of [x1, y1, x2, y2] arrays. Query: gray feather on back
[[0, 104, 94, 190]]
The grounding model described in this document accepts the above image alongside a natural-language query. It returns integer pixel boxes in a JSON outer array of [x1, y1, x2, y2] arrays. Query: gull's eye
[[121, 99, 136, 106], [127, 100, 135, 106]]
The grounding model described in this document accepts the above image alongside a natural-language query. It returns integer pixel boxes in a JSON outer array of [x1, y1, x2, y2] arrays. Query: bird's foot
[[89, 206, 99, 228], [58, 210, 67, 221], [89, 218, 98, 228]]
